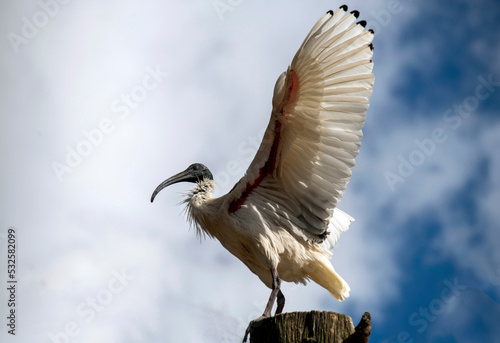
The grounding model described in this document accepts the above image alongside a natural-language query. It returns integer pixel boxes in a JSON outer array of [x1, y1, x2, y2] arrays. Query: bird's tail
[[306, 257, 351, 301]]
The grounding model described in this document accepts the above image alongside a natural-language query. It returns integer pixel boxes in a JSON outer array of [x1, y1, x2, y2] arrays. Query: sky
[[1, 0, 499, 342]]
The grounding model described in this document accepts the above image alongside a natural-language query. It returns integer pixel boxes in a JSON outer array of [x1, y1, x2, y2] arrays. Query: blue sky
[[1, 1, 499, 342]]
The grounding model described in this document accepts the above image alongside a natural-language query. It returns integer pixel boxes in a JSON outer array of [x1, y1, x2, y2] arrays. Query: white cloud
[[429, 120, 500, 295], [2, 1, 403, 341]]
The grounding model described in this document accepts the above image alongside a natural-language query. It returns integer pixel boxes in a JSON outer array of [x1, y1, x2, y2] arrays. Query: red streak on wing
[[286, 71, 299, 112], [228, 69, 299, 214]]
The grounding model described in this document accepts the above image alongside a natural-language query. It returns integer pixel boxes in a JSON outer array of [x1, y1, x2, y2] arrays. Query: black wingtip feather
[[340, 4, 348, 11], [368, 29, 375, 34], [357, 20, 367, 27], [369, 43, 374, 51], [327, 10, 333, 15], [350, 10, 360, 18]]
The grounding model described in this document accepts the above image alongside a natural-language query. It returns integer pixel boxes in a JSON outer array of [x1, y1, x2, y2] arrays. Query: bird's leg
[[276, 290, 285, 315], [262, 267, 281, 317], [243, 270, 284, 343]]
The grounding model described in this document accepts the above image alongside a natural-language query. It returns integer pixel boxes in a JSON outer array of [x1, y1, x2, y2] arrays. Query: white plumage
[[151, 5, 374, 317]]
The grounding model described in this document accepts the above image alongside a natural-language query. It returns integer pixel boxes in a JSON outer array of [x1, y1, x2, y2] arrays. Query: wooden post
[[244, 311, 371, 343]]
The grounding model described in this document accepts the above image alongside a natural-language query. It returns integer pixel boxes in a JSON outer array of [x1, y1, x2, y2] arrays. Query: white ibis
[[151, 5, 374, 318]]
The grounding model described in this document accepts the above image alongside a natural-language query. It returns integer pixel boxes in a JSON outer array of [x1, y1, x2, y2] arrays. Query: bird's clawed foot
[[243, 268, 286, 342]]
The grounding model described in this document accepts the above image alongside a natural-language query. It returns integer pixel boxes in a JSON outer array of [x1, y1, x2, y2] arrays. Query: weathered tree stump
[[243, 311, 371, 343]]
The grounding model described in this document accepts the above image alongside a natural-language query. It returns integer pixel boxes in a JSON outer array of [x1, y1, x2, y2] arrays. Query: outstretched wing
[[226, 5, 374, 243]]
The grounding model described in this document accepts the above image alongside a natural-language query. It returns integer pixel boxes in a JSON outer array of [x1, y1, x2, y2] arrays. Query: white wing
[[226, 6, 374, 243]]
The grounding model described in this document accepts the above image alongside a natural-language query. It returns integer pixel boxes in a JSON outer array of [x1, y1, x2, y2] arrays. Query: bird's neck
[[185, 179, 217, 238], [187, 179, 215, 208]]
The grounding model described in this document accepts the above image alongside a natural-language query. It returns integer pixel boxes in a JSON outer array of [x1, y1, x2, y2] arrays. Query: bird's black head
[[150, 163, 213, 203], [182, 163, 214, 182]]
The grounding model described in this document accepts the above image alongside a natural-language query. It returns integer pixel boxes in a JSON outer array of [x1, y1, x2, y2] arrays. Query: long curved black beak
[[150, 169, 194, 203]]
